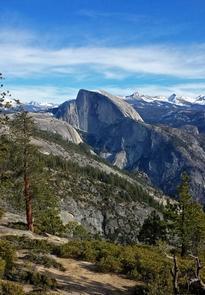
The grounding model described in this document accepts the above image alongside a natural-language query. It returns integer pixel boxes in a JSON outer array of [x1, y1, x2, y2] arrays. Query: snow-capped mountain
[[24, 101, 59, 112], [125, 91, 205, 106], [125, 92, 166, 103], [0, 99, 59, 112], [195, 95, 205, 105]]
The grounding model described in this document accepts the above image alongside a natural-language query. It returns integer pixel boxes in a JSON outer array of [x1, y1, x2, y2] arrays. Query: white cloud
[[1, 27, 205, 80], [1, 28, 205, 101]]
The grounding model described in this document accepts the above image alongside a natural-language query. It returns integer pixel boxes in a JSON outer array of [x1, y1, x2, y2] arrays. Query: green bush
[[0, 208, 4, 220], [7, 222, 27, 230], [29, 271, 57, 290], [0, 280, 25, 295], [56, 240, 173, 292], [0, 259, 5, 278], [56, 240, 83, 258], [25, 252, 65, 271], [65, 221, 91, 240], [3, 236, 53, 254], [35, 210, 65, 236], [134, 285, 149, 295], [97, 256, 122, 273], [0, 240, 16, 273]]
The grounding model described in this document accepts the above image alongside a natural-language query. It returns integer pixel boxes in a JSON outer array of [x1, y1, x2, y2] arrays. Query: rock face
[[54, 89, 143, 133], [52, 89, 205, 202], [31, 113, 82, 144], [86, 119, 205, 201]]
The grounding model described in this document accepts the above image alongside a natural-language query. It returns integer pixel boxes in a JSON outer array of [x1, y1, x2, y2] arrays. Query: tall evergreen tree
[[165, 173, 205, 256], [138, 210, 167, 245], [10, 111, 36, 231]]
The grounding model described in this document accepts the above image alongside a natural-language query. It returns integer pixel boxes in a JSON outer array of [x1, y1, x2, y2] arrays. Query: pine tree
[[165, 173, 205, 256], [138, 210, 167, 245], [10, 111, 37, 231]]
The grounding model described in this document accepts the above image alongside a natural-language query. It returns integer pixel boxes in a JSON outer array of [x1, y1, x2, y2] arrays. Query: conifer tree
[[138, 210, 167, 245], [10, 111, 36, 231], [165, 173, 205, 256]]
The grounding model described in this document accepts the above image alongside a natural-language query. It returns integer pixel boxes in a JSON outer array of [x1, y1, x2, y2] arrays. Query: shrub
[[0, 240, 16, 273], [0, 259, 5, 278], [134, 285, 149, 295], [24, 252, 65, 271], [35, 210, 65, 236], [65, 221, 91, 240], [56, 240, 83, 258], [0, 208, 4, 220], [7, 222, 27, 230], [0, 280, 25, 295], [97, 256, 122, 273], [3, 236, 53, 254], [30, 271, 57, 290]]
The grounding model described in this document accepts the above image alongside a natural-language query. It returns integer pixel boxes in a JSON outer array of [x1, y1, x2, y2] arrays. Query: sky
[[1, 0, 205, 103]]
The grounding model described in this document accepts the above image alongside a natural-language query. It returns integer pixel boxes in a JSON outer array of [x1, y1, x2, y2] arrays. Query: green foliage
[[28, 271, 57, 290], [0, 280, 25, 295], [0, 259, 5, 278], [164, 173, 205, 256], [2, 236, 53, 254], [0, 240, 16, 274], [34, 208, 64, 236], [0, 208, 4, 220], [7, 265, 57, 291], [138, 211, 167, 245], [56, 240, 173, 290], [65, 221, 91, 240], [24, 252, 65, 271], [41, 151, 161, 210]]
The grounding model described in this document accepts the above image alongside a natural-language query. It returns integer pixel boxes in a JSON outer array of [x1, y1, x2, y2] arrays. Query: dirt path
[[1, 214, 138, 295], [38, 257, 137, 295]]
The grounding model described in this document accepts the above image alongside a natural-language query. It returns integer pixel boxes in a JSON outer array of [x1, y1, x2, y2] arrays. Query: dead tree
[[166, 253, 180, 295], [188, 255, 205, 294]]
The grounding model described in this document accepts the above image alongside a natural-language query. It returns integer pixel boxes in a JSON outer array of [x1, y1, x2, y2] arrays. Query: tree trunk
[[171, 254, 180, 295], [24, 175, 33, 232], [189, 255, 205, 294], [181, 243, 187, 257]]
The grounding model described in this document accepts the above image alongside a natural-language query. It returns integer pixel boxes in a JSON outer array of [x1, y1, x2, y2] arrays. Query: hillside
[[52, 89, 205, 202], [1, 114, 166, 243]]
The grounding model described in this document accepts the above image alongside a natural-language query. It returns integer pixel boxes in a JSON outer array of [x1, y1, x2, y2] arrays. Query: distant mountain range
[[1, 99, 59, 112], [125, 91, 205, 107]]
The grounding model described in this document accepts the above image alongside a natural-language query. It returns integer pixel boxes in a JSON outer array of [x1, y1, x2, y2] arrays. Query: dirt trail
[[41, 257, 137, 295], [0, 214, 138, 294]]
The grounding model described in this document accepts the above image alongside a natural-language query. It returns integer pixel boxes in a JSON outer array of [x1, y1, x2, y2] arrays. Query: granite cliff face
[[54, 89, 143, 133], [53, 89, 205, 202], [32, 113, 82, 144]]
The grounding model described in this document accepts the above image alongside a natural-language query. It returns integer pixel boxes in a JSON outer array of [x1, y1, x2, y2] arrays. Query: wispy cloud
[[1, 39, 205, 79], [1, 27, 205, 102]]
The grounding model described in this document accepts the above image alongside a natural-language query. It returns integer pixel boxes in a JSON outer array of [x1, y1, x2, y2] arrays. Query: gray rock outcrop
[[54, 89, 143, 133], [32, 113, 82, 144]]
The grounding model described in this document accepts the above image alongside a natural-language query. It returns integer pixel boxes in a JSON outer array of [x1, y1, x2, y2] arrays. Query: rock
[[53, 89, 143, 133], [31, 112, 82, 144]]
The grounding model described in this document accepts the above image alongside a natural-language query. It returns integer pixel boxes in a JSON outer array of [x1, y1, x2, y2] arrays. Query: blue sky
[[1, 0, 205, 102]]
